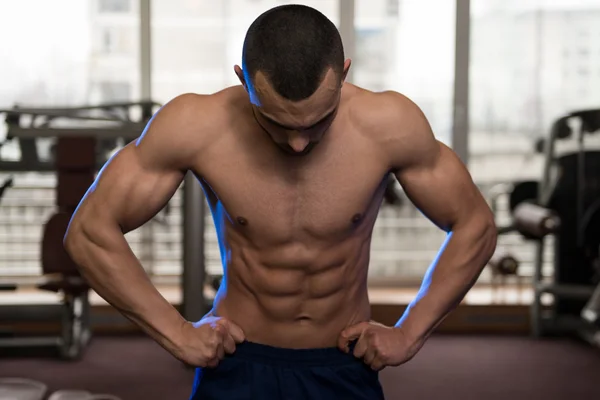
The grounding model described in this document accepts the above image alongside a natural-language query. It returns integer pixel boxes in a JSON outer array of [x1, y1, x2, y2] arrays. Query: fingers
[[220, 319, 246, 344], [338, 322, 369, 352], [341, 322, 369, 341], [346, 325, 388, 371], [205, 336, 233, 368], [352, 334, 369, 359], [222, 332, 236, 355], [214, 322, 229, 356], [357, 341, 385, 371], [216, 319, 240, 354], [199, 323, 226, 368], [216, 339, 225, 360], [206, 357, 219, 368], [362, 346, 377, 365], [370, 360, 385, 371], [201, 318, 243, 368]]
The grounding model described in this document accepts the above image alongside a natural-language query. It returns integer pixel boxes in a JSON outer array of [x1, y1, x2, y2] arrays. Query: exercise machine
[[0, 103, 162, 359], [492, 109, 600, 342]]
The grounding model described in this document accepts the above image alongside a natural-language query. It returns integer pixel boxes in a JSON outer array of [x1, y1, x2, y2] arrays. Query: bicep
[[394, 142, 490, 232], [69, 94, 205, 235], [76, 143, 184, 234]]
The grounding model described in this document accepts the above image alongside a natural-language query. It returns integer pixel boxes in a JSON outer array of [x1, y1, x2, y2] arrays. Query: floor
[[1, 334, 599, 400]]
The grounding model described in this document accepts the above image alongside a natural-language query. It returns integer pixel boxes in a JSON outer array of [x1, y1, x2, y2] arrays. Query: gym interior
[[1, 0, 600, 399]]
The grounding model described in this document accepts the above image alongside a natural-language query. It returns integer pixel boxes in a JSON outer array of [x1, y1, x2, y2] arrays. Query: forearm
[[397, 216, 497, 342], [65, 222, 187, 353]]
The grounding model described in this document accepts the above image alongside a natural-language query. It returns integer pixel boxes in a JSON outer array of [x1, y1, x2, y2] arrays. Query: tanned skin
[[64, 59, 496, 371]]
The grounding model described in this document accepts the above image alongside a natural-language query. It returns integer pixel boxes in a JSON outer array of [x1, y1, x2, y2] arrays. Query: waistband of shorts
[[232, 341, 359, 367]]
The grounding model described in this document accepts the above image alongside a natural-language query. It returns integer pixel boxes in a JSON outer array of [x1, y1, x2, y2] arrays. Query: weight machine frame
[[530, 110, 600, 337], [0, 102, 209, 357], [491, 109, 600, 340]]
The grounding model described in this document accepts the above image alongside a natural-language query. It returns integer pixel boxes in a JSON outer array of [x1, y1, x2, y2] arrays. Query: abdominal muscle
[[212, 239, 372, 349]]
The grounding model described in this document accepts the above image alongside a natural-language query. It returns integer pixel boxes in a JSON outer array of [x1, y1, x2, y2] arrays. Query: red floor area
[[1, 335, 599, 400]]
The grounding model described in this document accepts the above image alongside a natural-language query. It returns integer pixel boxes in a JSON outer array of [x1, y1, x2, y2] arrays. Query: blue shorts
[[189, 341, 385, 400]]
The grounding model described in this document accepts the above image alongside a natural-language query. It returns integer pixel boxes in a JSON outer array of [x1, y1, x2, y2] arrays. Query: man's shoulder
[[347, 87, 426, 144], [162, 86, 247, 125], [346, 86, 437, 168], [347, 87, 421, 131], [137, 86, 248, 162]]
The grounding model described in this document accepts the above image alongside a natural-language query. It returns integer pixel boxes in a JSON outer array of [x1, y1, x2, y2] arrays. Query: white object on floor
[[0, 377, 47, 400], [48, 390, 91, 400], [48, 391, 121, 400]]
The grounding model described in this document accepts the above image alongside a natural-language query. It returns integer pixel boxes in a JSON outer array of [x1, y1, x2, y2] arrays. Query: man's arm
[[384, 92, 497, 344], [64, 94, 208, 357]]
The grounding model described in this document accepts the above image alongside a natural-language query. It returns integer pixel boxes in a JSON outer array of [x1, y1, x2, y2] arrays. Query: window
[[0, 1, 91, 108], [102, 29, 115, 53], [0, 0, 138, 282], [353, 0, 456, 285], [99, 81, 131, 102], [470, 0, 600, 183], [578, 67, 590, 76], [151, 0, 338, 100], [469, 0, 600, 281], [99, 0, 131, 13], [97, 27, 136, 54], [354, 0, 455, 145]]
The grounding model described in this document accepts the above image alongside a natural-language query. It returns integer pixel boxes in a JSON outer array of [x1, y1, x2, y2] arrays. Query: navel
[[236, 216, 248, 226]]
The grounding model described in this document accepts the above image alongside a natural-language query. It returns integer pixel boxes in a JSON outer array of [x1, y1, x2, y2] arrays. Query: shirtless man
[[65, 5, 496, 399]]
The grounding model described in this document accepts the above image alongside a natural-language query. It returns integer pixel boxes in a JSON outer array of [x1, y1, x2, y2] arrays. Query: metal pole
[[140, 0, 152, 101], [534, 8, 543, 137], [452, 0, 470, 165], [531, 238, 545, 337], [338, 0, 355, 83], [181, 172, 207, 322]]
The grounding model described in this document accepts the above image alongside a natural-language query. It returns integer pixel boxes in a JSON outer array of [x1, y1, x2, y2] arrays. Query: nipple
[[352, 213, 363, 224]]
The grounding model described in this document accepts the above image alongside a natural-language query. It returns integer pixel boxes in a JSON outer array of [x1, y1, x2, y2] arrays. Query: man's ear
[[341, 59, 352, 83], [234, 65, 247, 90]]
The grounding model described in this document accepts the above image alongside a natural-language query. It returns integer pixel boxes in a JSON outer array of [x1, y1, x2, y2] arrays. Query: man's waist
[[220, 314, 365, 349], [229, 314, 348, 348], [213, 288, 369, 346], [224, 340, 360, 367]]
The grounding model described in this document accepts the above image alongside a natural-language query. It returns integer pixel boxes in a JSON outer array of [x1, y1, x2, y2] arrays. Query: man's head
[[235, 4, 351, 155]]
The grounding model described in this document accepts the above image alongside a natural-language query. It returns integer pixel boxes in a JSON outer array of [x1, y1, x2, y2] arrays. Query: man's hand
[[337, 321, 423, 371], [174, 316, 246, 368]]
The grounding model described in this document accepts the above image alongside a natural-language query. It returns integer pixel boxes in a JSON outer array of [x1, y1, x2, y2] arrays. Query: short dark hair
[[242, 5, 345, 101]]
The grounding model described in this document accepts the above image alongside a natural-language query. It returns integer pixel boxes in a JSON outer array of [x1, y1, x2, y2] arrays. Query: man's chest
[[196, 137, 390, 243]]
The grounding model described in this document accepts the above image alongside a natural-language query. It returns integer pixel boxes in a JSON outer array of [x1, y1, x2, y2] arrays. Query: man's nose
[[288, 132, 310, 152]]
